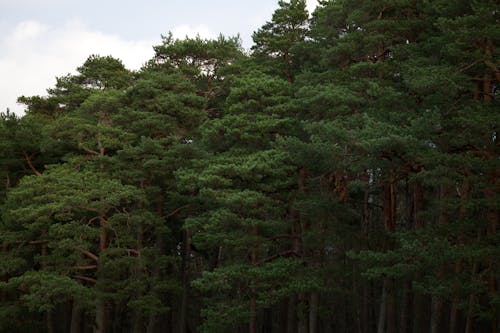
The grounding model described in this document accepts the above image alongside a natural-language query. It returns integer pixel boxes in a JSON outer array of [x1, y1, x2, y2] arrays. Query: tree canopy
[[1, 1, 498, 333]]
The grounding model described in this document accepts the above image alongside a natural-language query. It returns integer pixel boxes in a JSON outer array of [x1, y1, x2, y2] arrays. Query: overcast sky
[[0, 0, 319, 115]]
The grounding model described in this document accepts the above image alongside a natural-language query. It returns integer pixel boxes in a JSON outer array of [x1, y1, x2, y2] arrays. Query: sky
[[0, 0, 319, 115]]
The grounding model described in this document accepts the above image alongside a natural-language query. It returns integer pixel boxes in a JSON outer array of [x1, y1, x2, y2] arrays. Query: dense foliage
[[1, 1, 498, 332]]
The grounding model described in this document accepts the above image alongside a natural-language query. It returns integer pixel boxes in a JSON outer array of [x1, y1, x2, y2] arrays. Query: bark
[[297, 293, 308, 333], [23, 152, 41, 176], [412, 287, 426, 333], [377, 281, 387, 333], [465, 260, 479, 333], [430, 296, 443, 333], [70, 302, 82, 333], [485, 182, 498, 333], [483, 39, 493, 102], [95, 216, 108, 333], [1, 242, 7, 303], [413, 183, 424, 228], [448, 298, 459, 333], [95, 301, 107, 333], [362, 283, 370, 333], [309, 292, 319, 333], [286, 295, 297, 333], [147, 198, 165, 333], [283, 49, 293, 83], [399, 280, 411, 333], [249, 225, 258, 333], [383, 178, 397, 231], [178, 229, 191, 333], [46, 311, 55, 333], [363, 188, 370, 234]]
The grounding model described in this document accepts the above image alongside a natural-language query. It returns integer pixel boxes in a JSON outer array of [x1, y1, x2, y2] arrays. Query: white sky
[[0, 0, 319, 115]]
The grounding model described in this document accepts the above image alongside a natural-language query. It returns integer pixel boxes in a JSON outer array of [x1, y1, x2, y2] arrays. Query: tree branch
[[78, 248, 98, 262], [73, 265, 97, 270], [78, 143, 99, 156], [164, 204, 191, 219], [23, 152, 41, 176], [72, 275, 97, 284]]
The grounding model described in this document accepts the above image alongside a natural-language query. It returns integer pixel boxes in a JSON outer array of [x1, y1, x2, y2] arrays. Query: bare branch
[[73, 265, 97, 270], [23, 152, 41, 176], [78, 248, 98, 262], [72, 275, 97, 284]]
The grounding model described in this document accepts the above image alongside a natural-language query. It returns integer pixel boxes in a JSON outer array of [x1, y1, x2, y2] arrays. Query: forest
[[0, 0, 498, 332]]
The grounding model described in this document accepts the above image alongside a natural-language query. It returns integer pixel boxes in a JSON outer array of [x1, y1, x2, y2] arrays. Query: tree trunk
[[377, 281, 387, 333], [412, 288, 426, 333], [95, 301, 106, 333], [249, 225, 258, 333], [399, 280, 411, 333], [362, 283, 370, 333], [430, 296, 443, 333], [46, 311, 55, 333], [383, 178, 397, 231], [413, 183, 424, 229], [465, 260, 479, 333], [297, 293, 308, 333], [178, 229, 191, 333], [448, 298, 459, 333], [70, 302, 82, 333], [309, 292, 319, 333], [286, 295, 297, 333], [386, 279, 396, 333]]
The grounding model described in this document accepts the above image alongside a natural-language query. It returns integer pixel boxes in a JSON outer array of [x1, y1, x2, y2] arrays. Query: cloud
[[0, 20, 156, 115], [306, 0, 320, 14], [171, 24, 215, 40]]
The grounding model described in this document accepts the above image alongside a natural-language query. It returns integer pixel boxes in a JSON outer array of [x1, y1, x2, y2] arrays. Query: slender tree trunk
[[95, 301, 107, 333], [297, 293, 308, 333], [413, 182, 424, 229], [483, 39, 493, 102], [412, 290, 426, 333], [46, 311, 55, 333], [362, 283, 370, 333], [286, 295, 297, 333], [249, 226, 258, 333], [383, 179, 397, 231], [309, 292, 319, 333], [95, 216, 108, 333], [178, 229, 191, 333], [485, 171, 498, 333], [377, 281, 387, 333], [465, 261, 479, 333], [70, 302, 82, 333], [399, 280, 410, 333], [430, 296, 443, 333], [1, 242, 7, 303], [386, 279, 396, 333], [449, 298, 459, 333], [147, 197, 165, 333]]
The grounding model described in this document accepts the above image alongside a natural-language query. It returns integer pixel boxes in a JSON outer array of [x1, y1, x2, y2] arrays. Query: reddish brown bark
[[383, 177, 397, 231]]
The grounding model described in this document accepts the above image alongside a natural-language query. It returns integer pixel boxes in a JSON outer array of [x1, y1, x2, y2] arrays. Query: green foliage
[[0, 1, 498, 331]]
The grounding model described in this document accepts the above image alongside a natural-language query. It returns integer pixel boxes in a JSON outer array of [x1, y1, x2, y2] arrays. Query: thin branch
[[72, 275, 97, 284], [73, 265, 97, 270], [164, 204, 191, 219], [126, 249, 141, 257], [78, 248, 98, 262], [458, 59, 481, 73], [257, 250, 301, 265], [78, 143, 99, 156], [23, 152, 41, 176], [267, 234, 300, 241]]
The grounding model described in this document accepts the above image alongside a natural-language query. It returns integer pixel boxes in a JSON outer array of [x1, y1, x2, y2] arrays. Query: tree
[[252, 0, 309, 82]]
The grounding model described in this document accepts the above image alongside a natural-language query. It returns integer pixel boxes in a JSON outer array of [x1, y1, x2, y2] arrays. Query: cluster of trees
[[0, 0, 498, 332]]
